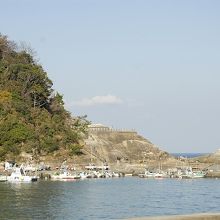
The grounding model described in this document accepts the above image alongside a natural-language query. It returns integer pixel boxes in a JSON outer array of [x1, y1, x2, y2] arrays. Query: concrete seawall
[[125, 213, 220, 220]]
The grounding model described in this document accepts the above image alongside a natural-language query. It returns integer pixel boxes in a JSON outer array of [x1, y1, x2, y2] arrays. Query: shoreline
[[125, 213, 220, 220]]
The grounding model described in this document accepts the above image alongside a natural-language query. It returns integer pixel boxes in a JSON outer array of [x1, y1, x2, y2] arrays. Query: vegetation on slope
[[0, 34, 89, 160]]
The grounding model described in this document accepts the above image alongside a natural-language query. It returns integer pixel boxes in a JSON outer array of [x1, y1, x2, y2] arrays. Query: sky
[[1, 0, 220, 153]]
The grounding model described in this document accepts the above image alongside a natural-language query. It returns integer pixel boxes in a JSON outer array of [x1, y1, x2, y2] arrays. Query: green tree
[[0, 34, 90, 160]]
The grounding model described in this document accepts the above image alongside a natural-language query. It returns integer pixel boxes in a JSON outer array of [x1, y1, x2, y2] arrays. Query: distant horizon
[[170, 152, 210, 155]]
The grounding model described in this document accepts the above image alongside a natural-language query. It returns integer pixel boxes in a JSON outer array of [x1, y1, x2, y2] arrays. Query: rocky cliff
[[17, 125, 178, 173], [83, 130, 170, 163], [70, 125, 178, 172]]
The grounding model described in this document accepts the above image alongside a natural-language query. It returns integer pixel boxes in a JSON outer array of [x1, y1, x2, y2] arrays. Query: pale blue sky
[[1, 0, 220, 153]]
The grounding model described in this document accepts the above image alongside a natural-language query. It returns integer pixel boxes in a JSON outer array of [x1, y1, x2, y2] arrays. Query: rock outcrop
[[22, 124, 178, 172], [192, 149, 220, 164], [71, 124, 177, 172], [84, 130, 169, 163]]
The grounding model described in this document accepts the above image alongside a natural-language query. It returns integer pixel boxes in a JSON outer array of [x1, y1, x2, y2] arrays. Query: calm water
[[171, 153, 209, 158], [0, 178, 220, 219]]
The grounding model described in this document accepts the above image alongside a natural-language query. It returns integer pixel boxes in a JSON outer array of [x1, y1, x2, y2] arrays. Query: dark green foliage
[[0, 34, 90, 160], [0, 114, 35, 156]]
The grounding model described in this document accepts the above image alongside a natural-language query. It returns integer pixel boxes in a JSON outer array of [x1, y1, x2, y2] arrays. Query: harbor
[[1, 157, 220, 182], [1, 1, 220, 219]]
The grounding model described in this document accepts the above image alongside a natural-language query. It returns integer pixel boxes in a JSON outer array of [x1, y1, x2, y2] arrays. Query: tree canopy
[[0, 34, 89, 160]]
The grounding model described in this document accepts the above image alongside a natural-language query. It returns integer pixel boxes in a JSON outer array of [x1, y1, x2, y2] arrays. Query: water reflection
[[0, 178, 220, 219], [0, 181, 65, 219]]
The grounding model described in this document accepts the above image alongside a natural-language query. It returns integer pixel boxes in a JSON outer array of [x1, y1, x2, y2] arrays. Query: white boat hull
[[7, 176, 37, 182], [7, 166, 38, 182]]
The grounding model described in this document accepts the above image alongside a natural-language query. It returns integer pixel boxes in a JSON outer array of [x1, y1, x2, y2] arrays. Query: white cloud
[[73, 95, 123, 107]]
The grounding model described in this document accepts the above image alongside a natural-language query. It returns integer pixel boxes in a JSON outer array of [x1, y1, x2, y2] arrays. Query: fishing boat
[[51, 160, 80, 180], [154, 172, 166, 179], [192, 171, 206, 178], [179, 167, 206, 179], [7, 165, 38, 182], [144, 170, 156, 178]]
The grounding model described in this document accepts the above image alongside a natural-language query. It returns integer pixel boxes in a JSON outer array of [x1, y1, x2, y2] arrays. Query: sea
[[171, 153, 209, 158], [0, 177, 220, 219]]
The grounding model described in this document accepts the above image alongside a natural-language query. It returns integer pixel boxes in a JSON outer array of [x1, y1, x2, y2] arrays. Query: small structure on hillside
[[88, 123, 136, 134], [88, 124, 110, 131]]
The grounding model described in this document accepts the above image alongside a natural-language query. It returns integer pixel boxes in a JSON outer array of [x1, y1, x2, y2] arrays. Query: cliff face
[[81, 129, 171, 165], [16, 125, 177, 173], [24, 123, 177, 173]]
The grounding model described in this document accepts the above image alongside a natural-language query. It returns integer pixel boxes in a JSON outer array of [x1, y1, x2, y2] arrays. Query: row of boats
[[50, 162, 123, 180], [0, 164, 207, 183], [51, 169, 121, 180], [139, 167, 206, 179], [0, 163, 123, 182]]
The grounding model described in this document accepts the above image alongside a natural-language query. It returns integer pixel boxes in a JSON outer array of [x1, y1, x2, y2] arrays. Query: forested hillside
[[0, 34, 89, 160]]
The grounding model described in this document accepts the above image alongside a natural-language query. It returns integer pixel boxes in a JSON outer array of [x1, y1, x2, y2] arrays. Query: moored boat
[[192, 171, 206, 178], [144, 170, 156, 178], [178, 167, 206, 179], [7, 166, 38, 182], [154, 173, 164, 179]]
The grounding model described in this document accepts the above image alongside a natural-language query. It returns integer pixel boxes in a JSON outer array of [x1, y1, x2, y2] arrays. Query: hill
[[191, 149, 220, 164], [0, 35, 175, 172], [66, 124, 177, 173], [0, 34, 89, 161]]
